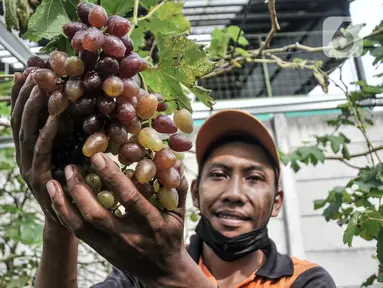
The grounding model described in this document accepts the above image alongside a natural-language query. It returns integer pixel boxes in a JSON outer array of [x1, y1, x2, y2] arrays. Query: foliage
[[282, 20, 383, 286]]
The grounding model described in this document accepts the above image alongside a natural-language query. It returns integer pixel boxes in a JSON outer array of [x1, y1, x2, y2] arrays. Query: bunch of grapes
[[25, 2, 194, 215]]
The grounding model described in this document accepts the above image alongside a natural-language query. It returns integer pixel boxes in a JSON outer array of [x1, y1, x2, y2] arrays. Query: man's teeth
[[218, 214, 243, 220]]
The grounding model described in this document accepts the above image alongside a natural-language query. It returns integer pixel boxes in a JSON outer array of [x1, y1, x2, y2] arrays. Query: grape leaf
[[343, 211, 360, 247], [377, 226, 383, 264], [142, 33, 216, 112], [40, 34, 76, 56], [226, 26, 249, 46], [103, 0, 134, 17], [130, 25, 146, 50], [23, 0, 78, 42], [140, 0, 161, 10], [4, 0, 20, 31]]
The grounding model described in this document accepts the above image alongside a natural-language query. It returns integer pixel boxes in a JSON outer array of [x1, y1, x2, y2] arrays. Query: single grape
[[168, 134, 193, 152], [83, 115, 103, 134], [75, 95, 97, 115], [135, 159, 156, 184], [153, 148, 176, 170], [107, 15, 131, 37], [138, 127, 164, 152], [63, 22, 88, 40], [114, 102, 136, 122], [65, 79, 84, 102], [118, 155, 133, 166], [153, 180, 160, 193], [97, 94, 116, 116], [172, 151, 185, 161], [80, 50, 99, 69], [114, 208, 123, 217], [97, 190, 115, 209], [152, 115, 178, 134], [106, 122, 128, 145], [83, 28, 105, 51], [82, 132, 109, 157], [138, 58, 148, 72], [128, 134, 139, 144], [95, 57, 119, 77], [88, 5, 108, 28], [174, 109, 194, 134], [124, 169, 135, 179], [33, 69, 58, 93], [190, 211, 199, 222], [85, 173, 103, 194], [136, 94, 158, 120], [121, 116, 141, 134], [103, 35, 126, 59], [121, 79, 139, 99], [72, 30, 87, 52], [103, 76, 124, 97], [135, 182, 154, 199], [27, 56, 45, 68], [83, 71, 102, 90], [23, 66, 39, 77], [121, 36, 134, 56], [65, 56, 85, 77], [157, 167, 180, 188], [49, 51, 68, 76], [48, 90, 68, 117], [106, 140, 120, 156], [119, 142, 145, 162], [77, 2, 94, 25], [119, 53, 142, 79], [126, 96, 138, 109], [157, 187, 179, 211]]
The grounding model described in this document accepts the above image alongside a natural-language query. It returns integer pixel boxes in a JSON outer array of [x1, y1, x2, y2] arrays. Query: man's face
[[192, 141, 283, 238]]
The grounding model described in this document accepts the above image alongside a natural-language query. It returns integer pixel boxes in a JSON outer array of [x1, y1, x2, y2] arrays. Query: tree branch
[[325, 145, 383, 161]]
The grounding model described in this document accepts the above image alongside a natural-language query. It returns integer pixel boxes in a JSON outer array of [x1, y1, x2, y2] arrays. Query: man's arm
[[34, 221, 79, 288], [291, 266, 336, 288]]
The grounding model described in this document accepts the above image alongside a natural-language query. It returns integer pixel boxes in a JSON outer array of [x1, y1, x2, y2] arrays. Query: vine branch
[[127, 0, 140, 36], [138, 0, 169, 22]]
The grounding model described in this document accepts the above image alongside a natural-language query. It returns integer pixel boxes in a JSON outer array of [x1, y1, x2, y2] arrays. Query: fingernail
[[46, 181, 56, 198], [92, 153, 106, 170], [65, 165, 74, 179]]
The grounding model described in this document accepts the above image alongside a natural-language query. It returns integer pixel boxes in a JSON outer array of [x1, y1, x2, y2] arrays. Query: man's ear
[[191, 179, 199, 209], [271, 189, 284, 217]]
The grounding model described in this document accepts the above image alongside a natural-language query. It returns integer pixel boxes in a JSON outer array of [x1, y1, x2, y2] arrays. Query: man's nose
[[221, 175, 247, 206]]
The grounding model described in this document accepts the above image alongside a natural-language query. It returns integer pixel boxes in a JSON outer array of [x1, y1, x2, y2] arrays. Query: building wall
[[183, 110, 383, 288]]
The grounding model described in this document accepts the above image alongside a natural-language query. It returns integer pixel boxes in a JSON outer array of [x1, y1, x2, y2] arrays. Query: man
[[11, 74, 336, 287]]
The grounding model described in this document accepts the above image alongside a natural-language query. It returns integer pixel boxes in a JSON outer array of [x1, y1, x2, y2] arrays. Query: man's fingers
[[64, 165, 119, 234], [91, 153, 161, 223], [11, 74, 36, 165], [19, 86, 48, 172], [46, 180, 88, 235], [10, 73, 26, 114], [32, 116, 59, 174]]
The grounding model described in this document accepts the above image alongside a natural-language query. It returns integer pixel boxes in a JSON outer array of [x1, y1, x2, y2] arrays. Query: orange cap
[[195, 109, 280, 172]]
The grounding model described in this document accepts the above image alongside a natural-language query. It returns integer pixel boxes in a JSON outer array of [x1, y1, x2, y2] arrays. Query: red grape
[[106, 122, 128, 145], [136, 94, 158, 120], [103, 36, 126, 59], [63, 22, 88, 40], [107, 16, 132, 37], [77, 2, 94, 25], [88, 5, 108, 28], [121, 36, 134, 56], [119, 142, 145, 162], [97, 95, 116, 116], [103, 76, 124, 97], [95, 57, 119, 77], [152, 115, 177, 134], [72, 30, 86, 52], [168, 134, 193, 152], [153, 148, 176, 170], [114, 102, 136, 122], [83, 28, 105, 51], [83, 115, 103, 134], [27, 56, 45, 68], [83, 71, 102, 90], [119, 53, 142, 79]]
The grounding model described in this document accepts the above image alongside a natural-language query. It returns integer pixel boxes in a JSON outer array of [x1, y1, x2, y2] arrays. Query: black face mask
[[195, 214, 271, 262]]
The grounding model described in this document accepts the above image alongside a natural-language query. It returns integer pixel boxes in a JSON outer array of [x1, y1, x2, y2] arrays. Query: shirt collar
[[186, 234, 294, 280]]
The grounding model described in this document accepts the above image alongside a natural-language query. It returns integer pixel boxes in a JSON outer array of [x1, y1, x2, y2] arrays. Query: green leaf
[[103, 0, 133, 16], [343, 211, 360, 247], [40, 34, 75, 56], [377, 226, 383, 264], [4, 0, 20, 31], [130, 25, 146, 50], [379, 205, 383, 216], [327, 135, 342, 153], [362, 274, 377, 287], [142, 33, 216, 111], [314, 199, 327, 210], [23, 0, 78, 42], [140, 0, 161, 9], [209, 28, 230, 58], [226, 26, 249, 46]]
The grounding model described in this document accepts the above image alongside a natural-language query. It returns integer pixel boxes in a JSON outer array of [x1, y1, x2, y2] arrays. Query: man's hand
[[46, 152, 197, 287]]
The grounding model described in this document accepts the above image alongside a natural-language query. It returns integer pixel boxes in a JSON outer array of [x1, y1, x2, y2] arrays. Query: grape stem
[[127, 0, 140, 36], [138, 72, 148, 91], [137, 0, 169, 22]]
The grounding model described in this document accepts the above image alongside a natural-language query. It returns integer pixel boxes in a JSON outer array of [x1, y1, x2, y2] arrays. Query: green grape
[[82, 132, 109, 157], [49, 51, 68, 76], [136, 94, 158, 120], [172, 151, 185, 161], [97, 190, 115, 209], [114, 208, 123, 217], [138, 127, 163, 152], [157, 187, 179, 211], [134, 159, 156, 184], [65, 79, 84, 102], [85, 173, 103, 194], [65, 56, 85, 77], [190, 211, 199, 222], [173, 108, 194, 134], [48, 90, 68, 117], [103, 76, 124, 97]]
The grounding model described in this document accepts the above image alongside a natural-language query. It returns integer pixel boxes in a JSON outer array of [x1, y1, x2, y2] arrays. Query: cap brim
[[195, 110, 280, 171]]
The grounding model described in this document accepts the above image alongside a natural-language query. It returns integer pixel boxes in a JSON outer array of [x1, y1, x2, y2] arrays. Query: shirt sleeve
[[291, 266, 337, 288], [89, 267, 146, 288]]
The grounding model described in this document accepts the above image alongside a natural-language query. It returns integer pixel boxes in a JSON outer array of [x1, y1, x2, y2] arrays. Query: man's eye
[[248, 175, 263, 181], [210, 172, 226, 178]]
